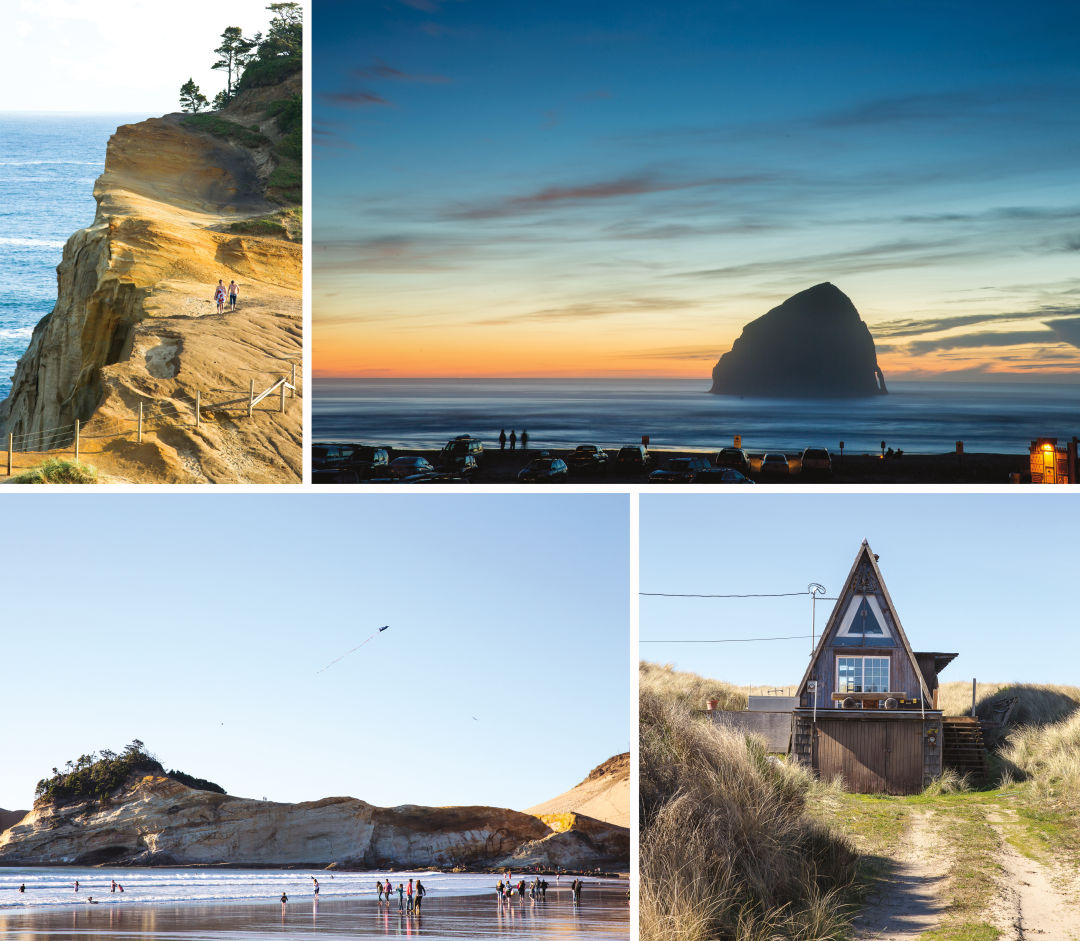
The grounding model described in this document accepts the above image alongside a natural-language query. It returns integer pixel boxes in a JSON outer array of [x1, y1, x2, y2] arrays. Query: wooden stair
[[942, 717, 988, 778]]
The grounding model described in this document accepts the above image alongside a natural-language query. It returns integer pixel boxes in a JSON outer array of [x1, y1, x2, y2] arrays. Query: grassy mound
[[639, 661, 748, 712], [181, 114, 270, 149], [999, 709, 1080, 806], [13, 459, 97, 484], [229, 207, 301, 241], [640, 675, 857, 941]]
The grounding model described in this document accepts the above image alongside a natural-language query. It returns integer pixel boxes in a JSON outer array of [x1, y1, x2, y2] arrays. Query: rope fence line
[[2, 363, 300, 476]]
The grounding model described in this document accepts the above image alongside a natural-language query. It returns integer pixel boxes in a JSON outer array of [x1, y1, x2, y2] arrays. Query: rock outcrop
[[709, 283, 887, 397], [0, 771, 628, 871], [0, 808, 27, 835], [0, 75, 302, 482]]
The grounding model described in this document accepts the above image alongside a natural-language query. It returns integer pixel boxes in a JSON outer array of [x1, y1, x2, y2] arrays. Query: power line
[[641, 634, 813, 644], [641, 591, 811, 598]]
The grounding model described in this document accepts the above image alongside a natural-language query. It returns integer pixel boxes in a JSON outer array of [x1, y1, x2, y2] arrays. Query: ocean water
[[0, 113, 145, 400], [313, 378, 1080, 455], [0, 866, 619, 908]]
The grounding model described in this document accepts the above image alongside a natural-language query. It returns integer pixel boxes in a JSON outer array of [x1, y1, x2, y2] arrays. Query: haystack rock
[[709, 283, 887, 397], [0, 767, 628, 871]]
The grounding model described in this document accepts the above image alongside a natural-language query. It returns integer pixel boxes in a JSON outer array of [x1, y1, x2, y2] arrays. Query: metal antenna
[[808, 584, 827, 656]]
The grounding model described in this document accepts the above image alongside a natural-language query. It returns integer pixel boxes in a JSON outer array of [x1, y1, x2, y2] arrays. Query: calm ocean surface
[[313, 378, 1080, 455], [0, 113, 145, 400]]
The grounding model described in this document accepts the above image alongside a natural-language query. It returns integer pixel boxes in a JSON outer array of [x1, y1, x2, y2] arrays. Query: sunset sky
[[314, 0, 1080, 380]]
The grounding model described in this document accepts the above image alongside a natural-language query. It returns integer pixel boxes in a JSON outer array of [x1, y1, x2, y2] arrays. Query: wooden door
[[884, 721, 923, 795], [814, 718, 922, 795]]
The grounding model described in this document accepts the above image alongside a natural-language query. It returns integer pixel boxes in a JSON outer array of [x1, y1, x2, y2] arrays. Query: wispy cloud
[[444, 171, 774, 220], [899, 329, 1062, 356], [353, 60, 451, 84], [876, 304, 1080, 339], [320, 90, 391, 108], [474, 296, 699, 326]]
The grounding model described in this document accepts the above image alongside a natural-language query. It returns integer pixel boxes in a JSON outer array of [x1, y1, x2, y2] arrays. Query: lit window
[[836, 656, 890, 693]]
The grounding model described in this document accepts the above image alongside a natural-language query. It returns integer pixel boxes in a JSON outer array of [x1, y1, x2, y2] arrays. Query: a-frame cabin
[[791, 541, 957, 795]]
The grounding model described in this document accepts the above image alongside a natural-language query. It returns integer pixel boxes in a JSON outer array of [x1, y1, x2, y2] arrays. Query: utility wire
[[642, 591, 837, 601], [641, 634, 813, 644]]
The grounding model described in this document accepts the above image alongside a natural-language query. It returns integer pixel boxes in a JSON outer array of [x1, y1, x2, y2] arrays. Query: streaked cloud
[[474, 296, 700, 326], [320, 90, 391, 108], [353, 60, 451, 84]]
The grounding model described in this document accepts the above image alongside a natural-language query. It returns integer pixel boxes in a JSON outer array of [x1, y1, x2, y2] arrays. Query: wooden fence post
[[249, 379, 255, 417], [138, 402, 144, 444], [195, 390, 201, 428], [6, 432, 11, 476], [280, 378, 286, 413], [290, 363, 296, 398], [74, 419, 80, 463]]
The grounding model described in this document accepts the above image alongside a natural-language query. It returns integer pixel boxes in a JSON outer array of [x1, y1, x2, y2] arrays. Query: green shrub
[[182, 114, 270, 149], [237, 55, 301, 91], [13, 459, 97, 484]]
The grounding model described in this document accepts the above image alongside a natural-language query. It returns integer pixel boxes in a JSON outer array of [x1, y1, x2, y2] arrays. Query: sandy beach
[[0, 881, 629, 940], [345, 446, 1029, 485]]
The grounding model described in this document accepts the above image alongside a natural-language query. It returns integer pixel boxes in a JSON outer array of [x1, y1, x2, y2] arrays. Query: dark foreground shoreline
[[319, 444, 1030, 485]]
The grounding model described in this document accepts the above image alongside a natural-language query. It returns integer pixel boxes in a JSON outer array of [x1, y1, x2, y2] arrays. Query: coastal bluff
[[710, 283, 887, 397], [0, 75, 302, 482], [0, 760, 628, 871]]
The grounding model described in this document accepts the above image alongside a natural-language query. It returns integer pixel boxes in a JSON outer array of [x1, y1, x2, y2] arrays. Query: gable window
[[836, 656, 890, 693]]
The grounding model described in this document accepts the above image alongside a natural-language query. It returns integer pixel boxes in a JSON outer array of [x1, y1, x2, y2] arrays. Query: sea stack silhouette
[[709, 283, 888, 397]]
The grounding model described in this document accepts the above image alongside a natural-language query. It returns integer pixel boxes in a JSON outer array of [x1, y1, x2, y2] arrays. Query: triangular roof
[[796, 540, 932, 702]]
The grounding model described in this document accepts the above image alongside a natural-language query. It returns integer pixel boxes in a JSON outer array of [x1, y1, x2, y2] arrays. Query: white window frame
[[835, 655, 891, 694]]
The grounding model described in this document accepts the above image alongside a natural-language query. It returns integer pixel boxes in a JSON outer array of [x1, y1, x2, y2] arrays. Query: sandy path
[[986, 810, 1080, 940], [852, 811, 948, 940]]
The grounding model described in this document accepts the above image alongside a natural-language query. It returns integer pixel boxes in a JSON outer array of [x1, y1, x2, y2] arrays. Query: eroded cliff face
[[0, 774, 627, 870], [0, 76, 301, 482]]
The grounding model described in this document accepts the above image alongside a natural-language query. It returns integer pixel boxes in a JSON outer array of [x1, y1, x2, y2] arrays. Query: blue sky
[[315, 0, 1080, 379], [641, 492, 1080, 688], [0, 494, 629, 811]]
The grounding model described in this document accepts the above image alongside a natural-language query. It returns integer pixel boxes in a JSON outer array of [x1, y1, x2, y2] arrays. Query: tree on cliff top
[[212, 26, 257, 104], [179, 78, 209, 114]]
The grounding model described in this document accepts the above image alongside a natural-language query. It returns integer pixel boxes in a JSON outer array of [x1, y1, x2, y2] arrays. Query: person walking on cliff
[[214, 280, 227, 313], [228, 280, 239, 310], [499, 429, 507, 450]]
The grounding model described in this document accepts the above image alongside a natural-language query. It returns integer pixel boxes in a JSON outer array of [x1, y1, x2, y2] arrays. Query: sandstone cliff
[[0, 808, 27, 835], [525, 753, 629, 828], [0, 770, 628, 871], [0, 75, 301, 483], [710, 283, 887, 397]]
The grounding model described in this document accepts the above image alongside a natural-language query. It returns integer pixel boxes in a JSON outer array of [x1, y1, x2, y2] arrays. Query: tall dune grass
[[938, 681, 1080, 728], [640, 673, 857, 941], [639, 661, 748, 712], [999, 709, 1080, 808]]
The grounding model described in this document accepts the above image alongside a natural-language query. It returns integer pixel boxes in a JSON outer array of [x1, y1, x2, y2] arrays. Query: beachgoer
[[74, 880, 79, 893], [499, 429, 507, 450], [19, 884, 24, 893], [573, 880, 582, 902], [496, 880, 504, 900], [406, 878, 414, 913], [87, 896, 97, 904], [415, 880, 425, 913], [509, 430, 516, 450], [118, 884, 123, 893], [214, 280, 227, 313], [228, 280, 239, 310], [312, 877, 319, 896], [111, 880, 116, 893], [281, 892, 288, 906], [541, 879, 547, 900], [376, 880, 384, 903], [521, 429, 528, 451], [384, 878, 392, 901], [396, 883, 404, 912]]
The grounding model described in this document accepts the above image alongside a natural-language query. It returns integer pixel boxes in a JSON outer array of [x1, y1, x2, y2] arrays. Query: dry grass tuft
[[639, 661, 748, 712], [999, 709, 1080, 809], [640, 671, 857, 941]]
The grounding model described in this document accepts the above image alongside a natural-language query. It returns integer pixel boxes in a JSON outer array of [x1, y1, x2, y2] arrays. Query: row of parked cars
[[314, 437, 835, 483]]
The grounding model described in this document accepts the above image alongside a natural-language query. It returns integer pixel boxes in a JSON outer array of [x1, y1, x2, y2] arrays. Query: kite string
[[315, 626, 389, 674]]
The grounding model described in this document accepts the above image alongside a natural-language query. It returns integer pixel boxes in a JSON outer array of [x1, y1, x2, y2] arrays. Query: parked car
[[517, 456, 568, 482], [388, 456, 435, 478], [760, 452, 790, 477], [567, 444, 610, 475], [649, 456, 713, 483], [440, 435, 484, 465], [312, 443, 389, 483], [692, 467, 755, 484], [800, 446, 833, 478], [435, 448, 481, 477], [714, 447, 752, 476], [614, 445, 653, 474]]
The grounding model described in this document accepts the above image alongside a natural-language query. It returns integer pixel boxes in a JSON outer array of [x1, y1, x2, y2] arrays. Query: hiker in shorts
[[214, 280, 227, 313], [228, 280, 239, 310]]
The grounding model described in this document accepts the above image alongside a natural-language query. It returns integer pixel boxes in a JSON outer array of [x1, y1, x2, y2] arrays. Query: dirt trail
[[986, 809, 1080, 940], [853, 811, 949, 940]]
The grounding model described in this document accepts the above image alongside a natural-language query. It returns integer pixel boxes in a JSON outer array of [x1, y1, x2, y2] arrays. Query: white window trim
[[835, 655, 891, 694]]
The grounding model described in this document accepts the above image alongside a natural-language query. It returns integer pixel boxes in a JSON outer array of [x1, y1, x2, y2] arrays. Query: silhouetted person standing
[[509, 430, 517, 450], [499, 429, 507, 450], [521, 429, 528, 451]]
